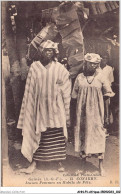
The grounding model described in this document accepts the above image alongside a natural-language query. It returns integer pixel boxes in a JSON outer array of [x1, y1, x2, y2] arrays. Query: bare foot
[[18, 161, 36, 174], [58, 162, 65, 172]]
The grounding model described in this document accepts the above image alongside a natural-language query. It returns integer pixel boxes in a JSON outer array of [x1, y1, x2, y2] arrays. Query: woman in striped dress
[[17, 40, 71, 173]]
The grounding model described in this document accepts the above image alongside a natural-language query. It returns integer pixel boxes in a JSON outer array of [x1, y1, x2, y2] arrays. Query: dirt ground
[[2, 130, 119, 187]]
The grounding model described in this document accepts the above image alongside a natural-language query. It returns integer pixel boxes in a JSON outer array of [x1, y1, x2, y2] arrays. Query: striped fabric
[[33, 128, 66, 161], [30, 24, 58, 50], [40, 40, 59, 53], [17, 61, 71, 162]]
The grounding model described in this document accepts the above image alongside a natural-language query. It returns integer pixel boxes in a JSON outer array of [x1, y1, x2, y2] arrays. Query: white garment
[[101, 65, 114, 86]]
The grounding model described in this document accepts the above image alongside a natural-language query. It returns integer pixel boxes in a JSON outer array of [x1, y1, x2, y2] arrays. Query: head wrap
[[84, 53, 102, 63], [40, 40, 59, 54]]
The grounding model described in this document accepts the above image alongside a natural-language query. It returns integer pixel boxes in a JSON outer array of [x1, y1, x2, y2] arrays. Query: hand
[[20, 58, 29, 80], [104, 92, 115, 97], [21, 65, 29, 80]]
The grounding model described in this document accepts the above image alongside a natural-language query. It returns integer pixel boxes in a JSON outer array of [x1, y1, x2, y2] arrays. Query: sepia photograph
[[1, 0, 120, 189]]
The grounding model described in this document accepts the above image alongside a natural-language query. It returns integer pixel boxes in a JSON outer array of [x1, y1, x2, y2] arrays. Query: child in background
[[100, 55, 114, 130]]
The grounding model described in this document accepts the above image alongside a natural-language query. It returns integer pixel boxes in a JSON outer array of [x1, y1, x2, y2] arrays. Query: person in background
[[100, 55, 114, 130], [17, 40, 71, 174], [72, 53, 115, 176]]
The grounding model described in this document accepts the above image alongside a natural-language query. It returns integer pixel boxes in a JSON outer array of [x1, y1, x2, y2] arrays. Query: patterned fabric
[[40, 40, 59, 54], [31, 24, 58, 50], [28, 24, 58, 60], [17, 61, 71, 162], [52, 3, 84, 79], [33, 128, 66, 161], [84, 53, 102, 63], [90, 2, 119, 15], [72, 71, 114, 156]]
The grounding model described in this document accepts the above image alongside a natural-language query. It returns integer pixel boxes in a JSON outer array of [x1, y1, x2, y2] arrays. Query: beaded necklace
[[86, 72, 96, 84]]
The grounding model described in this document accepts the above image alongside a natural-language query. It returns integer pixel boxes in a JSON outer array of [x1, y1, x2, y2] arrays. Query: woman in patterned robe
[[17, 40, 71, 173]]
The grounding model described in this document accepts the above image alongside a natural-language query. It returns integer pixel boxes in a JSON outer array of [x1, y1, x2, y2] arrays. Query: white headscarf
[[40, 40, 59, 54], [84, 53, 102, 63]]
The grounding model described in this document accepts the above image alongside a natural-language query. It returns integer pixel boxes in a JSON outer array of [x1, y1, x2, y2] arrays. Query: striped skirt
[[33, 128, 66, 162]]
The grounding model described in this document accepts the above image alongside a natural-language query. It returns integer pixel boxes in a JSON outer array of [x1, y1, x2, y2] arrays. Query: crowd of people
[[16, 39, 115, 176]]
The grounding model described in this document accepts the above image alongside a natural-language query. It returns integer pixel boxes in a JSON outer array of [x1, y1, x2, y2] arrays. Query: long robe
[[17, 61, 71, 162], [72, 72, 114, 155]]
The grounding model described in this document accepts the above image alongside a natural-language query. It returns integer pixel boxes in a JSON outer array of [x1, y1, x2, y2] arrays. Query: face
[[86, 61, 98, 72], [83, 61, 99, 75], [42, 48, 54, 61], [39, 48, 54, 65]]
